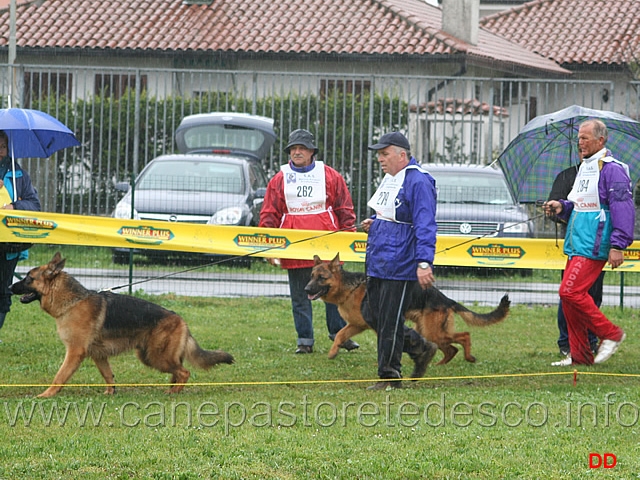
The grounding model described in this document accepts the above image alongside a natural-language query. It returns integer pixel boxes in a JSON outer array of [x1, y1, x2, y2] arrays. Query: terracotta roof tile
[[0, 0, 568, 75], [480, 0, 640, 67], [410, 98, 509, 116]]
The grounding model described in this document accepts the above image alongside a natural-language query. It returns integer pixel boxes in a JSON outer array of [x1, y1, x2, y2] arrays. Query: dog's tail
[[185, 334, 235, 370], [453, 294, 510, 327]]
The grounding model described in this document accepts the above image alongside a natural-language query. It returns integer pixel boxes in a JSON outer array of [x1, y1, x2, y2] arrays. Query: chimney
[[441, 0, 479, 46]]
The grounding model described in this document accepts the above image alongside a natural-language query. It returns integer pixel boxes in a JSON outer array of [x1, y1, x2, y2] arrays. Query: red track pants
[[559, 256, 624, 365]]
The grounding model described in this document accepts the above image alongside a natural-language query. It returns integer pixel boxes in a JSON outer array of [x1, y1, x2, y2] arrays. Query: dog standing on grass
[[10, 252, 234, 398], [305, 253, 510, 364]]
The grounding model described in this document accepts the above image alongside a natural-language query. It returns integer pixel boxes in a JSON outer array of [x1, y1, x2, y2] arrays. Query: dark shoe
[[328, 334, 360, 352], [409, 340, 438, 379], [366, 380, 403, 391], [590, 343, 599, 356], [339, 339, 359, 351], [559, 346, 570, 357], [295, 345, 313, 354]]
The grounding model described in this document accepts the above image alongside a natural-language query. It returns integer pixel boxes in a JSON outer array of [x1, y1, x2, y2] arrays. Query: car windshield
[[431, 171, 514, 205], [137, 161, 244, 194], [182, 124, 267, 152]]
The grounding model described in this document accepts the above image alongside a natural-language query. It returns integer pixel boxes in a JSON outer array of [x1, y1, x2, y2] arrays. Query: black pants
[[361, 277, 426, 379], [0, 255, 19, 327]]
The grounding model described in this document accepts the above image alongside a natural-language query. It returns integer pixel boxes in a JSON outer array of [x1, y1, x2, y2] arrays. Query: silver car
[[112, 112, 276, 265], [422, 163, 534, 238]]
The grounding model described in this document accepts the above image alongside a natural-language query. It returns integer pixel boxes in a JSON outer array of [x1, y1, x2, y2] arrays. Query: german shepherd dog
[[305, 254, 510, 364], [10, 252, 234, 398]]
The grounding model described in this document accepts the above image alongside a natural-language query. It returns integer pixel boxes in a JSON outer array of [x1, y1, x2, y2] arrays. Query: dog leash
[[434, 211, 547, 256], [101, 225, 359, 292], [104, 211, 549, 292]]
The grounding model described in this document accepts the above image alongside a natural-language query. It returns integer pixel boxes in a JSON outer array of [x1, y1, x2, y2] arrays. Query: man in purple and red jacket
[[544, 119, 634, 366]]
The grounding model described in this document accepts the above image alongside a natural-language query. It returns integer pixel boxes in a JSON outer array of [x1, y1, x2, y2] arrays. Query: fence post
[[127, 171, 135, 295], [133, 69, 141, 176], [366, 77, 376, 213], [619, 271, 624, 310], [7, 0, 16, 107], [251, 72, 258, 115]]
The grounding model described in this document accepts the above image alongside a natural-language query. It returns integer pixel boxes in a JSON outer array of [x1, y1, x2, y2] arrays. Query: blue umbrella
[[0, 108, 80, 201], [0, 108, 80, 158], [497, 105, 640, 203]]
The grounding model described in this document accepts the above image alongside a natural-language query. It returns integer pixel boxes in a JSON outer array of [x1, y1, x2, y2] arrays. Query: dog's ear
[[313, 255, 322, 265], [46, 252, 66, 278], [330, 253, 341, 266]]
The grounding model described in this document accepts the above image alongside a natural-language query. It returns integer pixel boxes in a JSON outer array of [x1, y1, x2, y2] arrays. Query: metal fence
[[3, 63, 639, 225], [5, 64, 640, 304]]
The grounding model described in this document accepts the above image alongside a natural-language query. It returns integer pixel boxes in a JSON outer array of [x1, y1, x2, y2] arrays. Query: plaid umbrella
[[497, 105, 640, 203]]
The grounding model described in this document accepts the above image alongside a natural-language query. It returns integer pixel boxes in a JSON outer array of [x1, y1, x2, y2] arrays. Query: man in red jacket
[[259, 129, 359, 354]]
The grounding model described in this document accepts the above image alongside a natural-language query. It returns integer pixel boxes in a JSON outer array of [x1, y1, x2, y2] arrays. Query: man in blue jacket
[[544, 119, 634, 366], [361, 131, 438, 390]]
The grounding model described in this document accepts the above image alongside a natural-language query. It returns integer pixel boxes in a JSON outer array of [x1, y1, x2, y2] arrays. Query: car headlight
[[503, 222, 530, 234], [114, 202, 139, 220], [208, 206, 244, 225]]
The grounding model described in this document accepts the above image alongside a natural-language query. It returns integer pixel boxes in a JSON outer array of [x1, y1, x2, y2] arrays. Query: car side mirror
[[255, 187, 266, 198]]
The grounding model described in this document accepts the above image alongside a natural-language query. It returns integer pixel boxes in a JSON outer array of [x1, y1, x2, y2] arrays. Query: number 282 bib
[[281, 161, 327, 215]]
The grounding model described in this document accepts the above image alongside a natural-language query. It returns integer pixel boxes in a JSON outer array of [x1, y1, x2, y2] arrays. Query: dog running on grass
[[304, 253, 510, 364], [10, 252, 234, 398]]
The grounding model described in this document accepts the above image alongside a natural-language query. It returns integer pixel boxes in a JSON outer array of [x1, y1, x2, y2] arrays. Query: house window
[[23, 72, 73, 107], [94, 74, 147, 99], [320, 80, 371, 99]]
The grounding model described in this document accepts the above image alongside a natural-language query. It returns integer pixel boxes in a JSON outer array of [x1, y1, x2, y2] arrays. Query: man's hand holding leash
[[361, 218, 434, 290]]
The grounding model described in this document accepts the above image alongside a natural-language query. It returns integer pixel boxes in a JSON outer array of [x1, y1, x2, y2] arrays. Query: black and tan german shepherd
[[10, 252, 234, 398], [305, 253, 510, 364]]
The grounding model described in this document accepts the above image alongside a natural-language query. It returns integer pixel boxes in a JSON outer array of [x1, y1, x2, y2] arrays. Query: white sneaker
[[594, 333, 626, 364], [552, 355, 572, 367]]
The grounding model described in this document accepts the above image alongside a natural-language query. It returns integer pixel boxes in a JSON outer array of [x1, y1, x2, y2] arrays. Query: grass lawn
[[0, 293, 639, 479]]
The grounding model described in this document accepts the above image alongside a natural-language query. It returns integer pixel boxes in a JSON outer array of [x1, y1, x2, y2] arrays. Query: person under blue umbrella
[[0, 130, 41, 339]]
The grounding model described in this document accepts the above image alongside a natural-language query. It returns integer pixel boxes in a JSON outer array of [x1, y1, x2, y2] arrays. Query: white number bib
[[568, 157, 601, 212], [368, 165, 426, 223], [282, 161, 327, 215], [368, 168, 406, 222]]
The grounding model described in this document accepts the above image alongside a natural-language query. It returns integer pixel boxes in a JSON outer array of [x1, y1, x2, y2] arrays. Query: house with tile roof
[[0, 0, 575, 149], [0, 0, 568, 83], [1, 0, 637, 218], [481, 0, 640, 112]]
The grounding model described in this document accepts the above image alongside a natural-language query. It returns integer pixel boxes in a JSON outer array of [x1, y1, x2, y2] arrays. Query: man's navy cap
[[368, 131, 411, 151]]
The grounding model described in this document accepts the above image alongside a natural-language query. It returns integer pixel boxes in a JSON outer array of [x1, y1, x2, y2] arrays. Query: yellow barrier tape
[[3, 210, 640, 270], [0, 210, 367, 263]]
